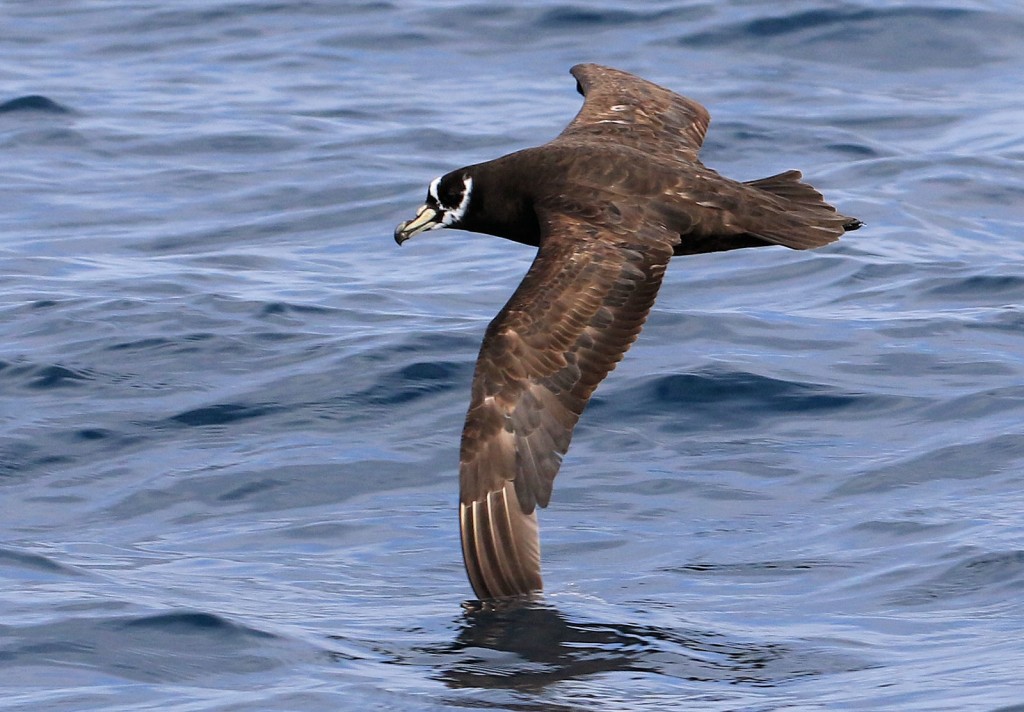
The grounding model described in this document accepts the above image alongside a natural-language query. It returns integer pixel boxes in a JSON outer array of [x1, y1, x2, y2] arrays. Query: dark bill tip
[[394, 221, 411, 245], [393, 206, 441, 246]]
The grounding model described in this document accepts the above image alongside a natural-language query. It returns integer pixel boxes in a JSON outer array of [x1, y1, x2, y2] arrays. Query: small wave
[[1, 610, 322, 684], [0, 95, 72, 115], [117, 610, 275, 637]]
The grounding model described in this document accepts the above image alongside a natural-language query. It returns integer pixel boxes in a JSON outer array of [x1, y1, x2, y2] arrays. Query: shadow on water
[[419, 599, 871, 693]]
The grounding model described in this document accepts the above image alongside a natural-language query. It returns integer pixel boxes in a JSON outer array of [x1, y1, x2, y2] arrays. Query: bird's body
[[395, 64, 860, 601]]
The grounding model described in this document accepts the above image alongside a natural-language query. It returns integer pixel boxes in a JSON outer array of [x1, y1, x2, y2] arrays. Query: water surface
[[2, 2, 1023, 710]]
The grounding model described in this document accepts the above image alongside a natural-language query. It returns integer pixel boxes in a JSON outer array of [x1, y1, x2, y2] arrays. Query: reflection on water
[[423, 600, 870, 692]]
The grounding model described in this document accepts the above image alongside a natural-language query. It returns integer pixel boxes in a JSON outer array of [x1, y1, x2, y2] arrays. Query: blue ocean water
[[2, 1, 1023, 710]]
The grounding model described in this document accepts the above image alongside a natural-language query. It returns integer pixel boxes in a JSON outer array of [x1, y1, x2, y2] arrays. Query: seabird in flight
[[394, 63, 861, 601]]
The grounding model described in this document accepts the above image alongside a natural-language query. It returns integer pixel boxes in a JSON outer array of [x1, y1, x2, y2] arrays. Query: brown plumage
[[394, 64, 861, 601]]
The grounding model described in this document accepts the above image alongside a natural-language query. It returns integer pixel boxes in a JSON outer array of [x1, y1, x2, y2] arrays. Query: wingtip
[[460, 482, 543, 600]]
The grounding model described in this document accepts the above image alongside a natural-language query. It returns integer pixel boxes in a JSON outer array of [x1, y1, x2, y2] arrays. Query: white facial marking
[[441, 176, 472, 226], [428, 176, 441, 204]]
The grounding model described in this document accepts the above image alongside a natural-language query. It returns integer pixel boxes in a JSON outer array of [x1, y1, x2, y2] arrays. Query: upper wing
[[557, 63, 710, 163], [458, 208, 677, 599]]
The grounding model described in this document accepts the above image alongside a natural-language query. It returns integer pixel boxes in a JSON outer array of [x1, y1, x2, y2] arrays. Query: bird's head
[[394, 171, 474, 245]]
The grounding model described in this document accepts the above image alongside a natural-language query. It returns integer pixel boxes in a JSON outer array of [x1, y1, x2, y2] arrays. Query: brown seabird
[[394, 64, 861, 601]]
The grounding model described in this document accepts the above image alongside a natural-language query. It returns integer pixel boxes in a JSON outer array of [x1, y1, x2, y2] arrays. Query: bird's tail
[[743, 170, 861, 250]]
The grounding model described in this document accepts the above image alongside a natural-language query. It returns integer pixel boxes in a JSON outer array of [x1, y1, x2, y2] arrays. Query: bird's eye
[[435, 177, 466, 210], [441, 187, 460, 207]]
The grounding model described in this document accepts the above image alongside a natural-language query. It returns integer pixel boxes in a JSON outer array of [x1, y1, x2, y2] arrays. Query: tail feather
[[743, 170, 860, 250]]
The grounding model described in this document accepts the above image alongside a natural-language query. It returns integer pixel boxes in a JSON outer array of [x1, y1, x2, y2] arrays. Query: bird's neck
[[458, 154, 542, 247]]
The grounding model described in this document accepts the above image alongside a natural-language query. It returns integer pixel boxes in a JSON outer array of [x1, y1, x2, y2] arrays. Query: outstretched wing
[[557, 63, 710, 163], [458, 208, 677, 600]]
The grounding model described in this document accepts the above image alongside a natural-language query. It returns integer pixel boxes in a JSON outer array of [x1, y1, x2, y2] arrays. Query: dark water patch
[[259, 300, 333, 318], [0, 448, 74, 478], [0, 441, 44, 479], [892, 550, 1024, 607], [922, 274, 1024, 302], [131, 132, 300, 159], [278, 520, 358, 541], [235, 332, 477, 431], [168, 402, 284, 427], [833, 433, 1024, 496], [919, 385, 1024, 423], [681, 7, 1022, 70], [98, 331, 226, 362], [535, 5, 699, 29], [849, 518, 960, 544], [357, 360, 471, 406], [591, 370, 863, 432], [743, 8, 968, 39], [58, 425, 143, 458], [969, 307, 1024, 334], [840, 349, 1017, 380], [0, 425, 141, 480], [0, 547, 83, 577], [216, 477, 285, 502], [648, 371, 855, 411], [0, 95, 72, 115], [105, 336, 176, 352], [670, 558, 843, 579], [600, 474, 696, 498], [119, 3, 321, 33], [825, 142, 880, 158], [386, 332, 480, 358], [910, 164, 1024, 213], [101, 460, 425, 522], [75, 427, 112, 441], [834, 260, 924, 294], [19, 363, 94, 389], [141, 216, 310, 254]]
